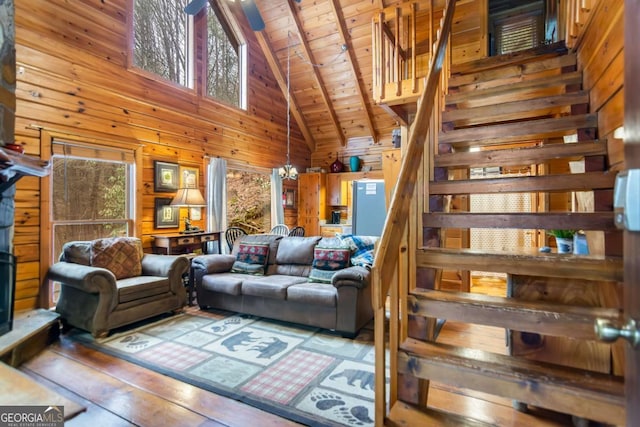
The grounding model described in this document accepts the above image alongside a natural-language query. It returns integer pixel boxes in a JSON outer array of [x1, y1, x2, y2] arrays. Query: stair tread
[[0, 309, 59, 357], [442, 91, 588, 127], [446, 71, 582, 106], [422, 212, 616, 231], [416, 247, 623, 282], [429, 171, 616, 195], [388, 400, 493, 427], [439, 114, 597, 147], [449, 52, 576, 90], [398, 338, 625, 425], [434, 139, 607, 168], [408, 289, 621, 340], [449, 41, 569, 76]]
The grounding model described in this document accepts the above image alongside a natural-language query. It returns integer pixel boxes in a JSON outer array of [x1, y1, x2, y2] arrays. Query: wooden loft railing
[[372, 0, 456, 424], [372, 1, 441, 107]]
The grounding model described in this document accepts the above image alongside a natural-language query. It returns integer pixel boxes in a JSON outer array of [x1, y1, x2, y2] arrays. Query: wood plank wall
[[12, 0, 309, 311]]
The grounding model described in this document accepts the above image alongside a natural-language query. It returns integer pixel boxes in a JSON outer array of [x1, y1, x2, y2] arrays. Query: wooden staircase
[[374, 5, 625, 424]]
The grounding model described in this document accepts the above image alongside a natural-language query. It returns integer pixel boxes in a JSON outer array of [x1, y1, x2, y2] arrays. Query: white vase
[[555, 237, 573, 254]]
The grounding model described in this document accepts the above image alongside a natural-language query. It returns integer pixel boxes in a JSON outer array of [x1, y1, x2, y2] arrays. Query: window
[[226, 169, 271, 233], [489, 1, 545, 56], [206, 2, 246, 109], [133, 0, 193, 87], [131, 0, 246, 108], [49, 141, 136, 304]]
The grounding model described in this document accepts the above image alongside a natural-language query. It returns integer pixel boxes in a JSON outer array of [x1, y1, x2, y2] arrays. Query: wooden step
[[422, 212, 616, 231], [387, 400, 493, 426], [438, 114, 597, 148], [445, 71, 583, 106], [407, 289, 621, 341], [442, 91, 588, 127], [449, 53, 577, 92], [449, 41, 569, 76], [0, 309, 60, 367], [416, 248, 623, 282], [434, 140, 607, 168], [398, 338, 625, 426], [429, 171, 616, 195]]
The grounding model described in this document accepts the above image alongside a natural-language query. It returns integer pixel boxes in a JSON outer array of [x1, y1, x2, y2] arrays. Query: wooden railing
[[372, 0, 456, 424]]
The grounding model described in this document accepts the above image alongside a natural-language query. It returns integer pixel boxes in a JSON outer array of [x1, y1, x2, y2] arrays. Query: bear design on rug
[[221, 331, 258, 351], [329, 369, 374, 391], [250, 337, 288, 359]]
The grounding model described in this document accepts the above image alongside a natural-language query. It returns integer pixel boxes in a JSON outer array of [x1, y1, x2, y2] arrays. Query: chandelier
[[279, 31, 298, 180]]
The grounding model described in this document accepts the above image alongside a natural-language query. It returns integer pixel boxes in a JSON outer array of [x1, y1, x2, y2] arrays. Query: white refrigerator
[[352, 179, 387, 236]]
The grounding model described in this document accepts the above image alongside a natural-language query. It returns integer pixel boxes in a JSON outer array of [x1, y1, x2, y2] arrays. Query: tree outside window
[[226, 170, 271, 234]]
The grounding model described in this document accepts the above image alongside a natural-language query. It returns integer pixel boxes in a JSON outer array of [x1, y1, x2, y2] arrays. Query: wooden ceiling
[[226, 0, 408, 152]]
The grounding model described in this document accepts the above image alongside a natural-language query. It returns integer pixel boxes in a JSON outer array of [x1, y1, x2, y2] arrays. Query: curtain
[[271, 168, 284, 227], [207, 157, 227, 253]]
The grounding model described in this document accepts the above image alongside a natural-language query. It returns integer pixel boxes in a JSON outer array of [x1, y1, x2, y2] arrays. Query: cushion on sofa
[[309, 246, 351, 283], [337, 234, 379, 268], [61, 241, 92, 265], [287, 282, 336, 307], [242, 275, 308, 299], [231, 243, 270, 275], [234, 234, 283, 267], [275, 236, 322, 265], [90, 237, 143, 280]]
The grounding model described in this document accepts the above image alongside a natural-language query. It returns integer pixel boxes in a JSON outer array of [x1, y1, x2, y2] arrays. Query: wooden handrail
[[372, 0, 456, 310]]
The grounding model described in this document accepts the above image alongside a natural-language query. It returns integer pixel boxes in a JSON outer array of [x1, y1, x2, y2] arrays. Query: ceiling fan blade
[[184, 0, 208, 15], [240, 0, 265, 31]]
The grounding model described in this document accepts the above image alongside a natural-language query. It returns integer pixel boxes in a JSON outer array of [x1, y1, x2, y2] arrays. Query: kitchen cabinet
[[297, 173, 326, 236], [326, 174, 349, 206]]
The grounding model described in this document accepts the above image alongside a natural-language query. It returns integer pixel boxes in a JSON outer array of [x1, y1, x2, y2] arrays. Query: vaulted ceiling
[[226, 0, 408, 152]]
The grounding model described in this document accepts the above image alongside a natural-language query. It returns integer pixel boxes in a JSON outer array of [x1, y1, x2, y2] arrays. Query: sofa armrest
[[47, 262, 117, 292], [332, 266, 370, 289], [192, 254, 236, 274], [141, 254, 189, 277]]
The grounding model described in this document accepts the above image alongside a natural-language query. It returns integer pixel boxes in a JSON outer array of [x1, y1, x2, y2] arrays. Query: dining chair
[[288, 226, 305, 237], [269, 224, 290, 236], [225, 226, 248, 252]]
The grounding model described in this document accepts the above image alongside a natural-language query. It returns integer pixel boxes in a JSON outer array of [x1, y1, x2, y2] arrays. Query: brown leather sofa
[[47, 237, 189, 337], [192, 234, 374, 337]]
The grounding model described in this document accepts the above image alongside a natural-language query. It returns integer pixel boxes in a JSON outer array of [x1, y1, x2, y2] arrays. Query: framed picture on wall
[[154, 198, 179, 229], [154, 161, 179, 192], [180, 166, 199, 189]]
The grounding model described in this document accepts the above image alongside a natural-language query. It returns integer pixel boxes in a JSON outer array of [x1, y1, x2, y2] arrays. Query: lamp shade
[[170, 188, 207, 207]]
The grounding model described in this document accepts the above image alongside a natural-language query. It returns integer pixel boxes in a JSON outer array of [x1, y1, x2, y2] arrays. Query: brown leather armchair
[[47, 237, 189, 337]]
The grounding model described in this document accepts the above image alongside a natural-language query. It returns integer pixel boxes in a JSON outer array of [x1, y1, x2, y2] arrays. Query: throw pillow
[[90, 237, 143, 280], [337, 234, 379, 268], [312, 247, 351, 271], [309, 247, 350, 284], [230, 243, 270, 275]]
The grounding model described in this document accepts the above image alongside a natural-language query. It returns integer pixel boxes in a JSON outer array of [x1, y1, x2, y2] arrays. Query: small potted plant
[[548, 229, 576, 254]]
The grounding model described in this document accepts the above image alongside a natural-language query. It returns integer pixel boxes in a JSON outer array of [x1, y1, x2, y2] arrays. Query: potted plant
[[548, 230, 576, 254]]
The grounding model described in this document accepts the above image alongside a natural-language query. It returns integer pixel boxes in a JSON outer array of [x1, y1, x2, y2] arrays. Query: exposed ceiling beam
[[254, 30, 316, 152], [285, 0, 346, 146], [328, 0, 379, 143]]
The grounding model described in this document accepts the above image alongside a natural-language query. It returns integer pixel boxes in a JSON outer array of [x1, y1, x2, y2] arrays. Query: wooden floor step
[[387, 400, 492, 426], [0, 309, 60, 367], [407, 289, 621, 341], [429, 171, 616, 195], [438, 113, 597, 148], [449, 54, 577, 94], [445, 71, 583, 107], [422, 212, 616, 231], [416, 248, 623, 282], [397, 339, 625, 426], [442, 91, 588, 127], [434, 139, 607, 168]]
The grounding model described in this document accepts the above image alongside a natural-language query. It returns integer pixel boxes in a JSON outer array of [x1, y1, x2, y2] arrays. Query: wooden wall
[[12, 0, 309, 311]]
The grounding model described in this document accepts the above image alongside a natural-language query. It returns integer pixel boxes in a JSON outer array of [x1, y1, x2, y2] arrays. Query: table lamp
[[170, 187, 207, 234]]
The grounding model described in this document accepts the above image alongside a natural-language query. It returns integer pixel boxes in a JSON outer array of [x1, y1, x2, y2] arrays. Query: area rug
[[69, 311, 386, 426]]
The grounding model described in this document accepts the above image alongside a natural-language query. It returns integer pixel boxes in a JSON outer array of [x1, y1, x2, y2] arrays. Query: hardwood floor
[[18, 285, 579, 426]]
